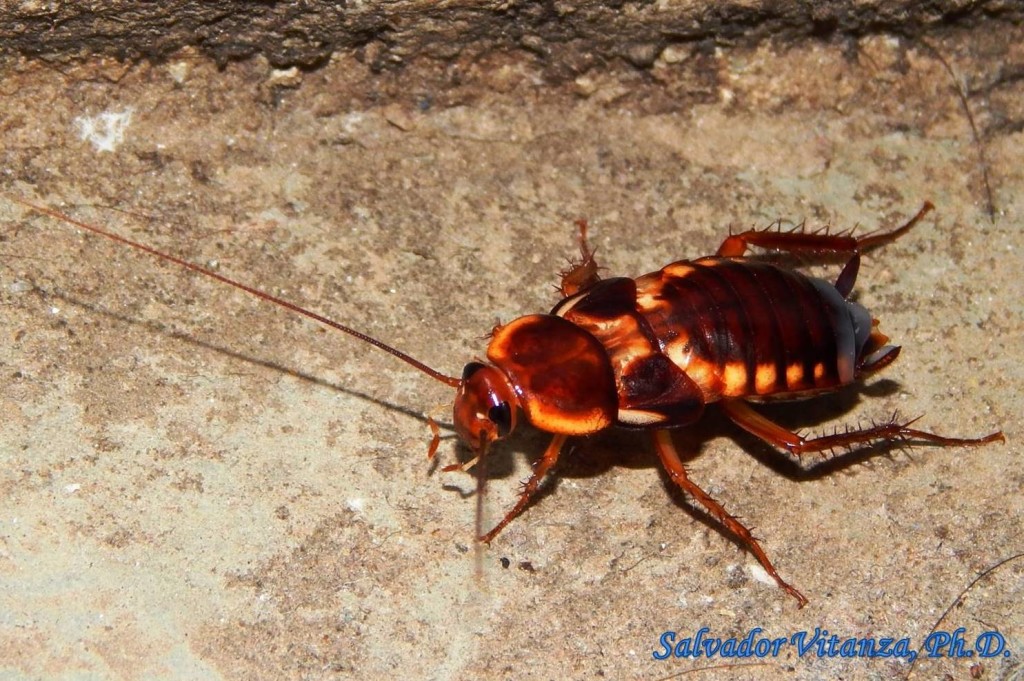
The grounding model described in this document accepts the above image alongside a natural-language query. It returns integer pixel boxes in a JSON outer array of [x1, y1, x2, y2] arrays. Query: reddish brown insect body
[[9, 197, 1004, 607]]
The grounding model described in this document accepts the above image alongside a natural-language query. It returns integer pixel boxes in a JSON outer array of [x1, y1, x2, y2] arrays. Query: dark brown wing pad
[[618, 354, 705, 427]]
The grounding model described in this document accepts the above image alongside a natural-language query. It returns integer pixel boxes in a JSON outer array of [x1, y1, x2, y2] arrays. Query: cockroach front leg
[[720, 399, 1004, 457], [479, 433, 568, 544], [426, 417, 442, 460], [559, 218, 601, 297], [652, 430, 809, 607]]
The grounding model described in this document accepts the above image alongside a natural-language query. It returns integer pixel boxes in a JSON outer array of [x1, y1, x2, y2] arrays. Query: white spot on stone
[[748, 562, 776, 587], [341, 112, 364, 134], [167, 61, 191, 84], [347, 498, 364, 513], [75, 108, 135, 152], [268, 67, 302, 89]]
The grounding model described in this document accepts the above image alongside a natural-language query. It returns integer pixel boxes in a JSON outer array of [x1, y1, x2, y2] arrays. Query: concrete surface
[[1, 19, 1022, 681]]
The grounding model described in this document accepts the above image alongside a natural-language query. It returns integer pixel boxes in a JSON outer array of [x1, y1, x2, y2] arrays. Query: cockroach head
[[453, 362, 520, 451]]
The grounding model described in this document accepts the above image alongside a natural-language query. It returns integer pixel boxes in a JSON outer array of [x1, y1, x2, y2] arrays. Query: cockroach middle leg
[[651, 430, 809, 607], [479, 433, 568, 544], [559, 218, 601, 297], [720, 399, 1004, 457]]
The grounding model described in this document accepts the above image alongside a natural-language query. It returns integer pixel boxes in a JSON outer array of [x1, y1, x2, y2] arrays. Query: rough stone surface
[[1, 16, 1022, 681], [1, 1, 1023, 71]]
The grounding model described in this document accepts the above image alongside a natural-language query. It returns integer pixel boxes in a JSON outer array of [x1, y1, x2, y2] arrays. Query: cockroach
[[7, 196, 1003, 607]]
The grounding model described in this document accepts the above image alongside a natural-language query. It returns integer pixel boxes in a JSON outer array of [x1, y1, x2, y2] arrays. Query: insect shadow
[[32, 287, 434, 427], [469, 377, 944, 575], [459, 375, 908, 527], [26, 260, 941, 545]]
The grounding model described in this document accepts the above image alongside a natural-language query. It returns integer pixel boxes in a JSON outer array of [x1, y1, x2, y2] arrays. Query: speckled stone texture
[[1, 14, 1021, 681]]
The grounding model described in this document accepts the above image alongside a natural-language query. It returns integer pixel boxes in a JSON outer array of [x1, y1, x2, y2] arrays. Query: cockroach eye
[[488, 402, 513, 437], [453, 363, 520, 450]]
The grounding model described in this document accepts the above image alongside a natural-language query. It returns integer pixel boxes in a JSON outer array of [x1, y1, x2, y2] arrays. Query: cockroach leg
[[720, 399, 1004, 457], [442, 455, 480, 473], [575, 218, 594, 259], [716, 201, 935, 258], [559, 218, 601, 297], [426, 417, 442, 460], [479, 433, 568, 544], [651, 430, 809, 607], [854, 201, 936, 251]]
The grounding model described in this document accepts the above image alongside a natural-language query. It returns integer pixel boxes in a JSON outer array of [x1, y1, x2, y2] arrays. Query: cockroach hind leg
[[854, 201, 935, 251], [651, 430, 809, 607], [720, 399, 1004, 458], [478, 433, 568, 544], [716, 220, 861, 258], [715, 202, 934, 259]]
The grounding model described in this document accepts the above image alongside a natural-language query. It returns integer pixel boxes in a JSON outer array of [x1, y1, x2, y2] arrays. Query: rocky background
[[1, 2, 1021, 679]]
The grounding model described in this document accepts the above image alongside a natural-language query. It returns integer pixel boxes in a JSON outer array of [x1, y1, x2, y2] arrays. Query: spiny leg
[[480, 433, 568, 544], [716, 201, 935, 258], [559, 218, 601, 297], [720, 398, 1004, 457], [652, 430, 809, 607]]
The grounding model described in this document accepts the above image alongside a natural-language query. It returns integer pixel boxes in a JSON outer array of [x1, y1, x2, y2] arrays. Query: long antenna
[[7, 195, 463, 388]]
